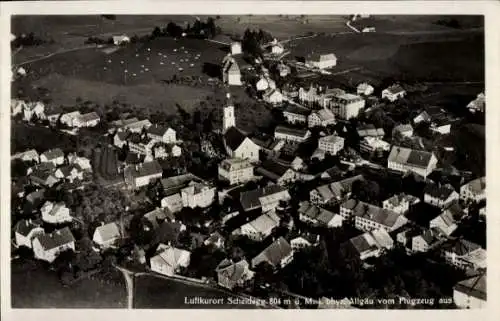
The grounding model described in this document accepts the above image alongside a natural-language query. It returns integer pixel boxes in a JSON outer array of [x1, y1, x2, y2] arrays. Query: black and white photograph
[[2, 1, 497, 314]]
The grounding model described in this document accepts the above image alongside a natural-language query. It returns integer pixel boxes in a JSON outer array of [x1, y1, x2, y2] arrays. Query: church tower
[[223, 93, 236, 132]]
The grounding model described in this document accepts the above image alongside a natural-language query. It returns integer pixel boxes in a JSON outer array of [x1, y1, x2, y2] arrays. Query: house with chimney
[[14, 219, 44, 248], [387, 146, 438, 178], [124, 160, 163, 189], [32, 227, 76, 263], [216, 259, 255, 290], [251, 237, 294, 269]]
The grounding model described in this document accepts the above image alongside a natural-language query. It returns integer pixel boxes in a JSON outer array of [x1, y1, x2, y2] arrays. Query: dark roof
[[132, 160, 163, 178], [116, 130, 130, 141], [407, 150, 433, 168], [35, 227, 75, 251], [224, 127, 247, 151], [124, 152, 145, 164], [275, 125, 309, 138], [42, 148, 64, 160], [257, 159, 291, 179], [255, 237, 292, 267], [424, 183, 456, 200], [26, 189, 46, 204], [161, 173, 205, 196], [284, 105, 310, 116], [444, 238, 481, 256], [144, 208, 175, 229], [154, 221, 183, 244], [15, 219, 43, 237], [240, 184, 288, 211], [454, 274, 486, 301], [147, 124, 172, 137]]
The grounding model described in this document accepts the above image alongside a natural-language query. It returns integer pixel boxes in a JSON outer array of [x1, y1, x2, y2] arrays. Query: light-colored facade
[[329, 93, 365, 120], [274, 126, 311, 143], [387, 146, 438, 178], [41, 201, 72, 224], [218, 158, 254, 185], [318, 135, 345, 155], [460, 177, 486, 204], [180, 183, 217, 209]]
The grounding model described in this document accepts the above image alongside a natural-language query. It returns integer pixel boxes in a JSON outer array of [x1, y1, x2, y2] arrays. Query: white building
[[274, 126, 311, 143], [357, 83, 374, 96], [329, 93, 365, 120], [40, 148, 65, 166], [12, 149, 40, 163], [359, 137, 391, 154], [218, 158, 254, 185], [14, 219, 44, 249], [283, 105, 309, 124], [180, 181, 217, 209], [306, 53, 337, 69], [383, 194, 420, 215], [124, 160, 163, 189], [231, 42, 242, 55], [308, 109, 336, 128], [453, 274, 486, 309], [318, 135, 344, 155], [382, 84, 406, 102], [32, 227, 75, 263], [60, 111, 82, 127], [348, 228, 394, 261], [113, 35, 130, 46], [392, 124, 414, 138], [147, 125, 177, 144], [460, 177, 486, 204], [222, 55, 242, 86], [93, 222, 121, 249], [73, 112, 100, 128], [341, 200, 409, 232], [263, 88, 283, 105], [23, 101, 45, 122], [240, 185, 291, 213], [150, 245, 191, 276], [232, 211, 280, 242], [41, 201, 72, 224], [256, 77, 276, 92], [387, 146, 438, 178], [424, 184, 459, 209]]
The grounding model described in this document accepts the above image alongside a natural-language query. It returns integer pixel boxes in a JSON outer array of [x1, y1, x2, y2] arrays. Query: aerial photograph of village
[[9, 14, 485, 309]]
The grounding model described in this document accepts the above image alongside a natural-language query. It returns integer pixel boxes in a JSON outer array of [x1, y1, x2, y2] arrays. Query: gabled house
[[256, 76, 276, 92], [150, 244, 191, 276], [424, 183, 459, 208], [114, 130, 130, 148], [41, 201, 72, 224], [23, 101, 45, 121], [251, 237, 294, 269], [124, 160, 163, 189], [466, 92, 485, 114], [32, 227, 76, 263], [274, 126, 311, 143], [113, 35, 130, 46], [93, 222, 121, 249], [45, 107, 63, 124], [442, 239, 485, 271], [216, 259, 255, 290], [218, 158, 254, 186], [310, 175, 364, 206], [222, 55, 242, 86], [306, 53, 337, 69], [147, 125, 177, 144], [223, 127, 260, 162], [283, 105, 310, 124], [430, 202, 465, 237], [232, 210, 281, 242], [359, 137, 391, 155], [346, 228, 394, 261], [55, 164, 84, 183], [387, 146, 438, 178], [60, 111, 81, 127], [11, 99, 26, 116], [411, 229, 439, 253], [143, 207, 176, 231], [382, 193, 420, 215], [290, 234, 320, 250], [460, 177, 486, 204], [12, 149, 40, 163], [308, 109, 336, 128], [298, 201, 343, 227], [74, 112, 100, 128], [357, 124, 385, 139], [413, 111, 432, 124], [160, 173, 216, 210], [255, 159, 298, 186], [40, 148, 65, 166], [317, 134, 345, 156], [341, 199, 409, 232], [263, 88, 284, 105], [453, 274, 486, 309], [240, 184, 291, 212], [14, 219, 44, 248], [67, 154, 92, 172], [381, 84, 406, 102]]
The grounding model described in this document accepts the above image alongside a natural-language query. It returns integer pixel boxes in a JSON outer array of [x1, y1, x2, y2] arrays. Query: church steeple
[[223, 93, 235, 133]]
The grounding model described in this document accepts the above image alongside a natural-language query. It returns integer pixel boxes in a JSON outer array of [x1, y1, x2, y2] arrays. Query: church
[[222, 94, 260, 162]]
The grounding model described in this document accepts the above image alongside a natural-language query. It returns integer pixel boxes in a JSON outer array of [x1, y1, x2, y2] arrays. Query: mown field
[[11, 260, 127, 308]]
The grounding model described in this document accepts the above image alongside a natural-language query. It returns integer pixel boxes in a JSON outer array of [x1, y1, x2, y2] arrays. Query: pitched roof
[[161, 173, 206, 196], [312, 108, 336, 122], [78, 112, 100, 122], [35, 227, 75, 251], [147, 124, 174, 137], [352, 201, 404, 228], [444, 238, 481, 256], [219, 158, 253, 172], [152, 246, 191, 268], [319, 134, 344, 145], [284, 105, 310, 116], [94, 222, 121, 242], [275, 125, 309, 138], [256, 159, 292, 180], [388, 146, 434, 169], [454, 274, 486, 301], [240, 184, 288, 211], [253, 237, 292, 267], [217, 260, 252, 283], [15, 219, 43, 237], [463, 177, 486, 194], [130, 160, 163, 178], [144, 208, 175, 229], [357, 124, 385, 137], [245, 211, 280, 235], [384, 84, 405, 94], [224, 127, 247, 151], [424, 183, 456, 200]]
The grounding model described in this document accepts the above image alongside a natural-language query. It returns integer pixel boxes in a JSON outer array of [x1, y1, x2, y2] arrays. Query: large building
[[308, 109, 336, 128], [310, 175, 364, 206], [340, 199, 409, 232], [328, 93, 365, 120], [222, 55, 242, 86], [306, 53, 337, 69], [274, 126, 311, 143], [317, 135, 345, 155], [387, 146, 438, 178], [218, 158, 254, 185], [240, 184, 291, 212], [124, 160, 163, 189]]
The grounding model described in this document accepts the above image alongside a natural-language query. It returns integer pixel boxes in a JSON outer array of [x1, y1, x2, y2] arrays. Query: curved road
[[114, 265, 135, 309]]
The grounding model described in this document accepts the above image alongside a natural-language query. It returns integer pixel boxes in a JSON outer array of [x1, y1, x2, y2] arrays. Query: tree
[[152, 26, 162, 38], [351, 179, 381, 204], [206, 17, 217, 38]]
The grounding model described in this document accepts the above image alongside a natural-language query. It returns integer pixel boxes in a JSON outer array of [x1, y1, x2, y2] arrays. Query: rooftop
[[35, 227, 75, 251], [388, 146, 434, 169], [275, 125, 309, 138]]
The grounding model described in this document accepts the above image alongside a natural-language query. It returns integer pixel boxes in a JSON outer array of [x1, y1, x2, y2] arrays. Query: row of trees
[[151, 17, 221, 40], [242, 28, 274, 58]]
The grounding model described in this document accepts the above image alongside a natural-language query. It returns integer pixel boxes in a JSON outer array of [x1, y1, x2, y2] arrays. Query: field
[[11, 260, 127, 308], [134, 275, 258, 309]]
